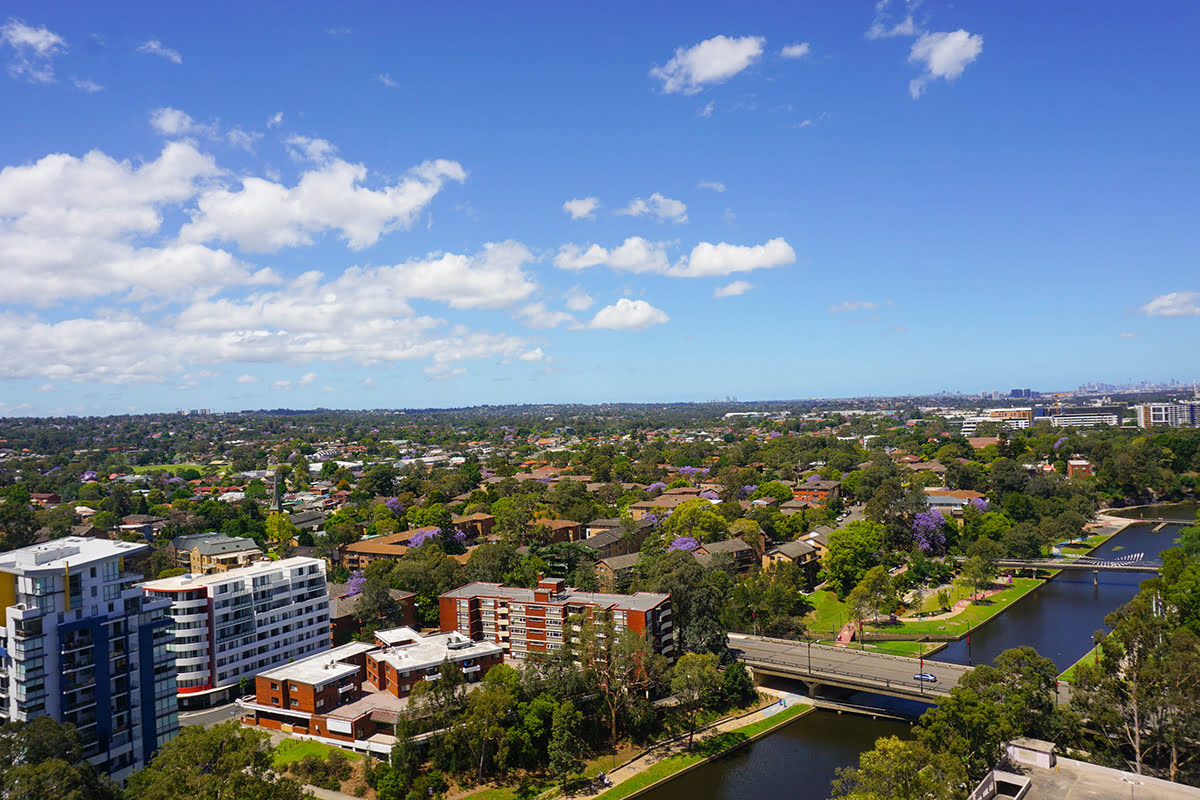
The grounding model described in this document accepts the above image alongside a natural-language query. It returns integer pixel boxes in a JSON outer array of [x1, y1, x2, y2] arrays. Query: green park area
[[1059, 640, 1103, 683], [867, 577, 1042, 637], [272, 738, 362, 768], [131, 462, 208, 474]]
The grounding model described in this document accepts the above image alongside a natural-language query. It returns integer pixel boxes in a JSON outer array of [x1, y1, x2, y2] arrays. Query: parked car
[[913, 672, 938, 683]]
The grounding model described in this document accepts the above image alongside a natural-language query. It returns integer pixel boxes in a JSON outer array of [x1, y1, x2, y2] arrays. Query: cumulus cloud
[[563, 197, 599, 220], [180, 155, 467, 252], [267, 112, 284, 128], [361, 377, 378, 389], [518, 302, 577, 329], [714, 280, 754, 298], [149, 107, 217, 138], [236, 374, 260, 383], [866, 0, 920, 39], [137, 39, 182, 64], [908, 30, 983, 98], [616, 192, 688, 223], [589, 299, 670, 330], [650, 35, 765, 94], [519, 347, 546, 362], [1141, 291, 1200, 318], [296, 371, 318, 387], [73, 78, 103, 93], [1, 19, 66, 83], [697, 181, 726, 192], [830, 300, 880, 313], [698, 101, 715, 119], [780, 43, 811, 59], [668, 237, 795, 278], [555, 237, 671, 274], [564, 286, 593, 311]]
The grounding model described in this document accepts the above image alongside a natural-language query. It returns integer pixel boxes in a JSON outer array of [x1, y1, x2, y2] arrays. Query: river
[[643, 510, 1192, 800]]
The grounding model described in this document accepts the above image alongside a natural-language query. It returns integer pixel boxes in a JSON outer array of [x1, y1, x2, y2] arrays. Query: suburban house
[[595, 553, 641, 590], [167, 532, 264, 574], [762, 539, 819, 587], [694, 538, 756, 573], [923, 488, 986, 514]]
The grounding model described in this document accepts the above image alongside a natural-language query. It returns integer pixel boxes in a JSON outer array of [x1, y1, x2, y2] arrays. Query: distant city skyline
[[1, 2, 1198, 416]]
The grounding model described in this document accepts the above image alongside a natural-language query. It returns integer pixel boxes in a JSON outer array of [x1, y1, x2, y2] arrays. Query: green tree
[[0, 717, 118, 800], [831, 736, 965, 800], [960, 555, 996, 600], [821, 521, 885, 599], [265, 512, 299, 546], [671, 652, 719, 750], [124, 721, 308, 800], [547, 701, 585, 782]]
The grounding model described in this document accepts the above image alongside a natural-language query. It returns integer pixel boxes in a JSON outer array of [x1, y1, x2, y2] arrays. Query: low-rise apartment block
[[141, 557, 330, 709], [0, 538, 178, 780], [1132, 401, 1200, 428], [239, 627, 502, 753], [440, 577, 674, 661]]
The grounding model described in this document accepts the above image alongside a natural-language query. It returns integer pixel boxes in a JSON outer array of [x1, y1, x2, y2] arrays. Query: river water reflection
[[642, 512, 1192, 800]]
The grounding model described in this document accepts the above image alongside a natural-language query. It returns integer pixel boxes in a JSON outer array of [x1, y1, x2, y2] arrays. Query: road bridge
[[952, 555, 1161, 574], [730, 633, 969, 702]]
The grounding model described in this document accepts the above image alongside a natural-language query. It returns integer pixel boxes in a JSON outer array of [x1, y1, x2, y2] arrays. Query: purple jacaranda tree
[[384, 497, 405, 515], [408, 528, 441, 547], [668, 536, 700, 552], [646, 482, 667, 493], [345, 569, 367, 597], [1053, 436, 1068, 451], [81, 470, 98, 481], [452, 529, 467, 544], [969, 497, 990, 513], [807, 474, 822, 483], [699, 490, 720, 501], [738, 484, 758, 500], [912, 509, 947, 554]]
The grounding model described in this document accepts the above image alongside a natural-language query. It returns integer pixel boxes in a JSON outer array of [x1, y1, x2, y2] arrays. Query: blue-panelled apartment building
[[0, 537, 178, 780]]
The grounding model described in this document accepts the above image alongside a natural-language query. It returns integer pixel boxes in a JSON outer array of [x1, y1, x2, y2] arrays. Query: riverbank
[[589, 699, 814, 800]]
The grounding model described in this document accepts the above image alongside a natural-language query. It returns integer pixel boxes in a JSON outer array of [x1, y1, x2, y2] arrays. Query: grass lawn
[[867, 577, 1042, 637], [805, 590, 846, 634], [1054, 530, 1120, 557], [272, 739, 361, 768], [1060, 640, 1103, 683], [595, 704, 812, 800], [132, 462, 207, 474]]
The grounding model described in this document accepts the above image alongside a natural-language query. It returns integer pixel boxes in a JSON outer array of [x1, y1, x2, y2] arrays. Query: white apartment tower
[[141, 557, 330, 709], [0, 538, 178, 780]]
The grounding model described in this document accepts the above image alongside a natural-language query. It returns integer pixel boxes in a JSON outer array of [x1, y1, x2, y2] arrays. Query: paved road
[[729, 633, 971, 698], [179, 700, 243, 728]]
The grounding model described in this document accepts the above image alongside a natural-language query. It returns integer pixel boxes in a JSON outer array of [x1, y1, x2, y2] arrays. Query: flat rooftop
[[999, 759, 1200, 800], [0, 537, 148, 574], [370, 629, 503, 673], [442, 581, 669, 611], [140, 556, 321, 590], [257, 641, 376, 686]]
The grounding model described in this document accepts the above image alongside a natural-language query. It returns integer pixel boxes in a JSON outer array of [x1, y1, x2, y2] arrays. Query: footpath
[[575, 687, 810, 800]]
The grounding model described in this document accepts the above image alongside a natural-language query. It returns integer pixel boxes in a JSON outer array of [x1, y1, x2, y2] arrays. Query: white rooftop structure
[[370, 627, 502, 674], [258, 641, 377, 687], [0, 537, 147, 574]]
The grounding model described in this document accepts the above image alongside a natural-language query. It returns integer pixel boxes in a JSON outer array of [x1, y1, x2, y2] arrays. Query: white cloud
[[519, 348, 546, 362], [379, 73, 398, 88], [180, 154, 467, 252], [589, 299, 670, 331], [714, 280, 754, 298], [563, 197, 599, 220], [296, 371, 318, 387], [137, 39, 182, 64], [650, 35, 765, 95], [908, 30, 983, 99], [830, 300, 879, 313], [1, 19, 66, 83], [518, 302, 577, 329], [327, 27, 352, 36], [616, 192, 688, 223], [33, 383, 55, 392], [72, 78, 103, 93], [698, 101, 715, 119], [780, 43, 811, 59], [424, 364, 467, 381], [267, 112, 284, 128], [866, 0, 920, 39], [1141, 291, 1200, 318], [226, 128, 262, 151], [361, 377, 378, 389], [555, 237, 671, 274], [564, 286, 593, 311], [1120, 332, 1140, 338], [272, 379, 293, 390], [236, 374, 260, 383], [697, 181, 726, 192], [668, 237, 795, 278], [284, 135, 338, 164], [149, 107, 216, 138]]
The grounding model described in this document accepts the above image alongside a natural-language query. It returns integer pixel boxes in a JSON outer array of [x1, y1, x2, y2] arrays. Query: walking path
[[572, 688, 806, 799]]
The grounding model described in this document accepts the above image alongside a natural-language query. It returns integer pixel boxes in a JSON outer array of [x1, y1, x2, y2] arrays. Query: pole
[[807, 638, 811, 674]]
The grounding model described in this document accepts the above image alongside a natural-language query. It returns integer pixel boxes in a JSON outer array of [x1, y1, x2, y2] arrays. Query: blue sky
[[1, 1, 1198, 415]]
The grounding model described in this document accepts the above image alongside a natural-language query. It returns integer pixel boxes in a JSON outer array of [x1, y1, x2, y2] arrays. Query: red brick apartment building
[[792, 479, 841, 506], [240, 627, 502, 749], [439, 577, 674, 661]]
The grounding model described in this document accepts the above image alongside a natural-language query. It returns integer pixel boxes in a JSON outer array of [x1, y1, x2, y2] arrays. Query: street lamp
[[807, 637, 812, 674]]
